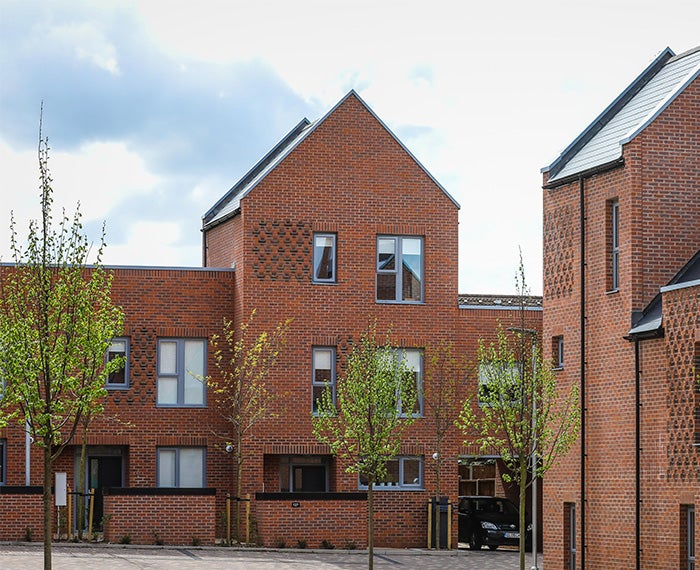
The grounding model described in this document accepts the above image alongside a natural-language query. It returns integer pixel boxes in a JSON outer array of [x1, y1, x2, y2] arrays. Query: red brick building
[[1, 91, 542, 548], [541, 46, 699, 569]]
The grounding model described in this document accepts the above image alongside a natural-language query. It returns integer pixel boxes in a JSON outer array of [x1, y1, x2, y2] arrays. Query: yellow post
[[226, 494, 231, 545], [427, 500, 432, 549], [88, 489, 95, 537], [67, 487, 72, 541], [245, 493, 250, 544]]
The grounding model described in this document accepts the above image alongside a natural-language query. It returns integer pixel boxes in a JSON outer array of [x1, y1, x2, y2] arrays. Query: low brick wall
[[255, 493, 368, 549], [0, 486, 45, 541], [102, 488, 216, 546]]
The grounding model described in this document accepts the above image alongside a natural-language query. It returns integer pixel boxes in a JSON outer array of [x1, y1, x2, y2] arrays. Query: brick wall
[[542, 74, 700, 569], [0, 487, 45, 541], [255, 493, 368, 548], [102, 488, 216, 545]]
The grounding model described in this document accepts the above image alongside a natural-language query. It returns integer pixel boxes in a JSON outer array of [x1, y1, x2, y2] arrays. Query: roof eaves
[[542, 47, 675, 178], [202, 118, 312, 225]]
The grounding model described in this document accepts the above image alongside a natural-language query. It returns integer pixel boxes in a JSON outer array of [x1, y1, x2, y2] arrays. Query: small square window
[[313, 233, 336, 283], [106, 338, 129, 389], [359, 456, 423, 489]]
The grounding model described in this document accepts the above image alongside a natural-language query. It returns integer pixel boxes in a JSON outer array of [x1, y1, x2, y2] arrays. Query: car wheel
[[468, 532, 482, 550], [488, 545, 498, 551]]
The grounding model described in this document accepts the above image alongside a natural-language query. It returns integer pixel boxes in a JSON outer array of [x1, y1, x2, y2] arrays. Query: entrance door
[[89, 456, 123, 530]]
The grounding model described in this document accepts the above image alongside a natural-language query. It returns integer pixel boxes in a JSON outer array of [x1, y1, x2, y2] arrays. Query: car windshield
[[468, 498, 518, 516]]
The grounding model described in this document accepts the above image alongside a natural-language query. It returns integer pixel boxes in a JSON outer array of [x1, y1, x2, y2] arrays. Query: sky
[[0, 1, 698, 295]]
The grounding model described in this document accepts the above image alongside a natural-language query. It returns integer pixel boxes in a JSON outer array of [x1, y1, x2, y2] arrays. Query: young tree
[[205, 310, 292, 542], [423, 341, 463, 549], [0, 127, 124, 569], [456, 258, 580, 570], [312, 324, 417, 570]]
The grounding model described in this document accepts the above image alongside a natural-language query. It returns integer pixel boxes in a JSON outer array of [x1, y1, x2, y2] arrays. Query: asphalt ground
[[0, 543, 544, 569]]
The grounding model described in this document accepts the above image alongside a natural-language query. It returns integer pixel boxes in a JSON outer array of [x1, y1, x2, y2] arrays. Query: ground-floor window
[[683, 504, 695, 570], [157, 447, 205, 487], [564, 502, 575, 570], [279, 455, 329, 492], [359, 456, 423, 490]]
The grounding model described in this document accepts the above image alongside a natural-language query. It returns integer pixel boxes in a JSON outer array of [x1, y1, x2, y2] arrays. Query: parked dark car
[[458, 495, 531, 551]]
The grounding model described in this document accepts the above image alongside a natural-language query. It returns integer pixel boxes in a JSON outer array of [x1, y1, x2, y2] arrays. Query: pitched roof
[[202, 90, 459, 230], [543, 46, 700, 185], [628, 249, 700, 337]]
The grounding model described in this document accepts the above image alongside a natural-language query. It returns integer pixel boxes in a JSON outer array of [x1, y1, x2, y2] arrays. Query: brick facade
[[1, 92, 542, 548], [542, 50, 699, 569]]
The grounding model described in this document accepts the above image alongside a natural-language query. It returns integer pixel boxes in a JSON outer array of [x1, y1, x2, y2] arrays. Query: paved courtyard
[[0, 543, 543, 569]]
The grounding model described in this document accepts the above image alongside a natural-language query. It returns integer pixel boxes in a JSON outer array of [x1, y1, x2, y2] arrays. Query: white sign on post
[[55, 472, 67, 506]]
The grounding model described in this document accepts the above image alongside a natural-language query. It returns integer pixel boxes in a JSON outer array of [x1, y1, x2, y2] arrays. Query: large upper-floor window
[[157, 339, 206, 407], [157, 447, 205, 487], [106, 338, 129, 389], [397, 348, 423, 416], [478, 361, 521, 406], [312, 347, 336, 414], [359, 456, 423, 490], [376, 236, 423, 303], [313, 233, 336, 283]]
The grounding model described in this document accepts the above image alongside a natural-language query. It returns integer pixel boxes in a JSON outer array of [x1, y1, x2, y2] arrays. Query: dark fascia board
[[202, 118, 312, 225], [541, 47, 675, 179]]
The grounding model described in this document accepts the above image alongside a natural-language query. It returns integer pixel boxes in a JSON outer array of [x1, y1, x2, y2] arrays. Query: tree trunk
[[43, 443, 52, 570], [368, 481, 374, 570], [235, 430, 243, 542], [519, 457, 527, 570], [435, 447, 441, 550]]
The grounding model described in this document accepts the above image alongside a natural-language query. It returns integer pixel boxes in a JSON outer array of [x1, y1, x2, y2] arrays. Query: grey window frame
[[611, 199, 620, 291], [554, 336, 564, 369], [358, 456, 423, 490], [105, 337, 130, 390], [156, 447, 206, 488], [478, 361, 522, 407], [156, 338, 207, 407], [313, 233, 337, 283], [376, 236, 424, 303], [312, 346, 336, 414], [396, 348, 424, 417], [688, 505, 695, 570]]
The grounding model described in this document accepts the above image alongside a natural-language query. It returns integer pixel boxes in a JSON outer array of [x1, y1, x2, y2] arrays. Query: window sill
[[156, 404, 208, 409], [376, 300, 425, 305], [606, 288, 620, 295], [106, 385, 130, 391], [553, 367, 564, 372]]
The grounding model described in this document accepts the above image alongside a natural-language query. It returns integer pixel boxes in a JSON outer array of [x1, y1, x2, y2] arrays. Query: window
[[359, 456, 423, 489], [397, 349, 423, 416], [564, 502, 576, 570], [106, 338, 129, 389], [478, 361, 521, 406], [376, 236, 423, 303], [157, 447, 205, 487], [695, 342, 700, 447], [609, 199, 620, 291], [313, 233, 336, 283], [553, 336, 564, 369], [312, 347, 336, 414], [0, 439, 5, 485], [682, 505, 695, 570], [279, 456, 329, 492], [157, 339, 206, 406]]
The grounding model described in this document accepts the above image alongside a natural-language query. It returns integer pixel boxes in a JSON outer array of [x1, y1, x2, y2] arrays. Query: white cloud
[[44, 21, 121, 75]]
